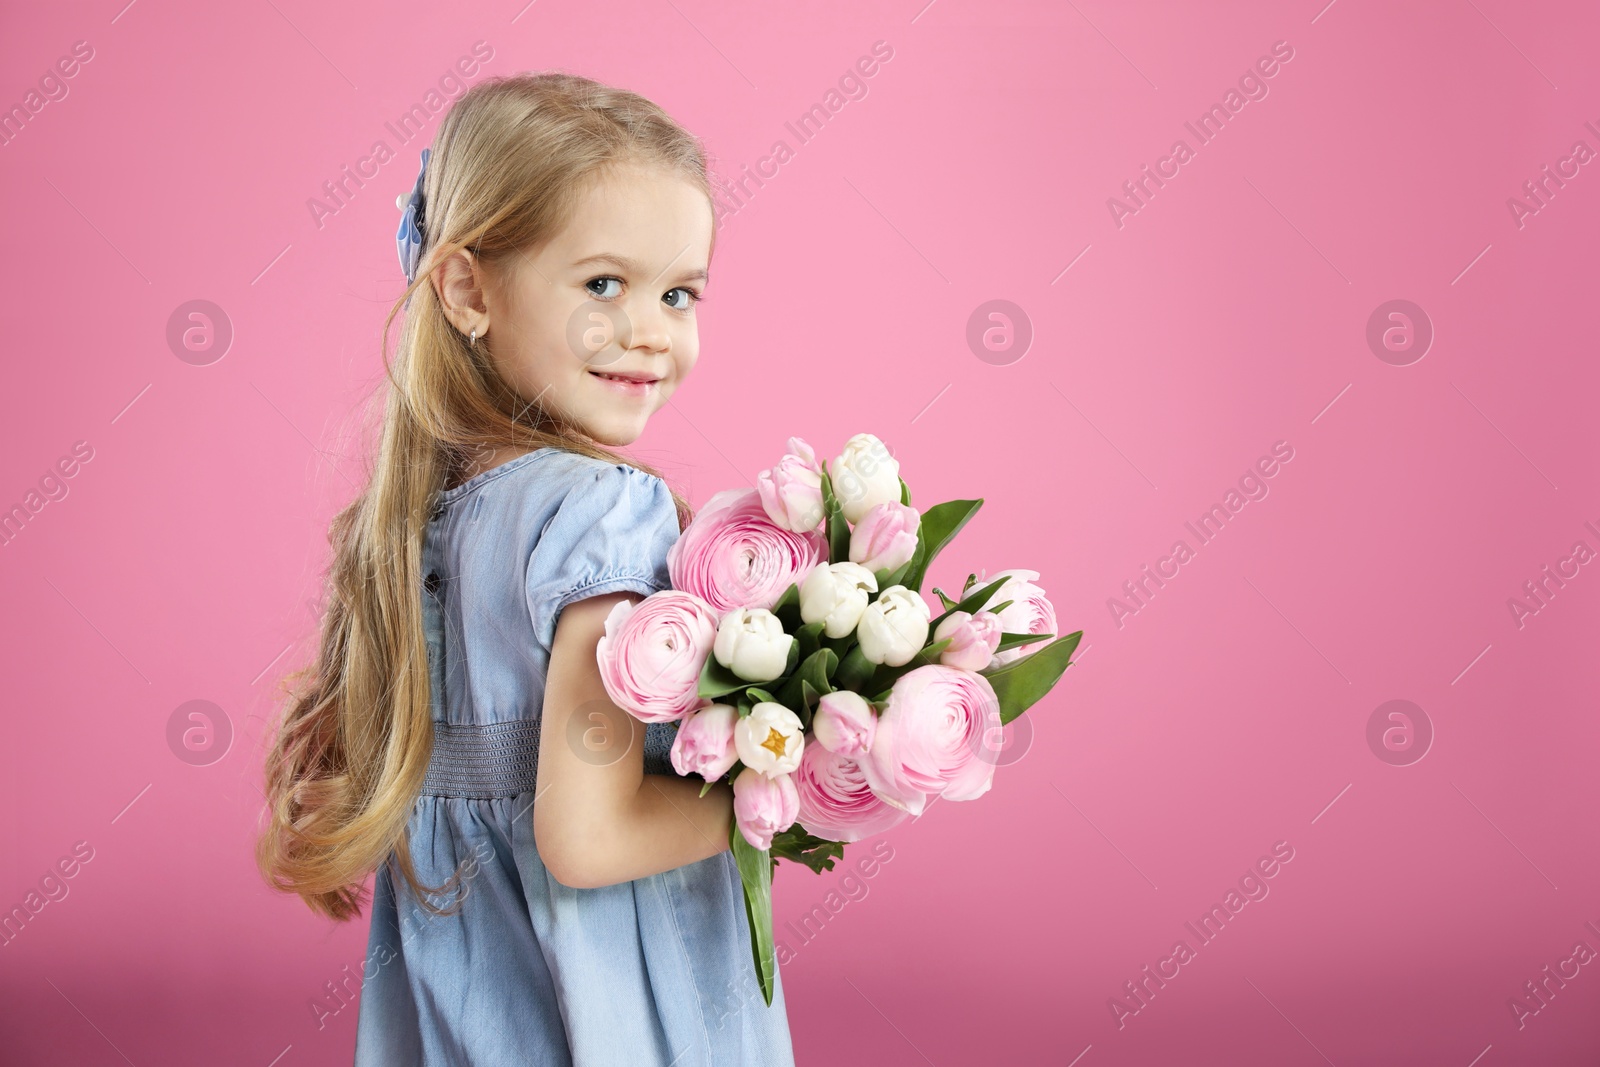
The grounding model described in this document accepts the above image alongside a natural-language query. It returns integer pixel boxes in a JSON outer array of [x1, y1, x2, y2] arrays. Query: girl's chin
[[580, 412, 650, 447]]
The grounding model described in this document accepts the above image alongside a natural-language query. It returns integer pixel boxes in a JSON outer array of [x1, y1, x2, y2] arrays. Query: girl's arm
[[533, 590, 736, 889]]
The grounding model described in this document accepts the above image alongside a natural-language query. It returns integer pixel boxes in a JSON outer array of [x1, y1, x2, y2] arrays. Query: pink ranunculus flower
[[669, 703, 740, 781], [756, 437, 825, 533], [732, 766, 800, 850], [966, 568, 1058, 666], [811, 690, 876, 757], [859, 664, 1002, 817], [848, 502, 920, 573], [793, 743, 909, 843], [667, 488, 827, 614], [595, 591, 719, 723], [932, 610, 1003, 672]]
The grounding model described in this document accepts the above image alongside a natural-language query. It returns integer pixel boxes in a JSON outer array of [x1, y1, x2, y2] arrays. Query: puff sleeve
[[524, 461, 682, 653]]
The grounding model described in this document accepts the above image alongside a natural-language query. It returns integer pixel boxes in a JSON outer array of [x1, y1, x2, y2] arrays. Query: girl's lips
[[589, 369, 660, 397]]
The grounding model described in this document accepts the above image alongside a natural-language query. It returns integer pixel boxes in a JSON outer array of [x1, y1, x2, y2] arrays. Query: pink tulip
[[756, 437, 825, 533], [793, 743, 909, 843], [595, 591, 720, 723], [968, 569, 1058, 666], [667, 488, 827, 614], [932, 610, 1002, 672], [732, 766, 800, 850], [669, 703, 740, 780], [860, 664, 1002, 816], [811, 690, 877, 757], [848, 502, 920, 573]]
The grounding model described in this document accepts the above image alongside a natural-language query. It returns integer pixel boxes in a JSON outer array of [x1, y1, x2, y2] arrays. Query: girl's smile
[[588, 368, 664, 397]]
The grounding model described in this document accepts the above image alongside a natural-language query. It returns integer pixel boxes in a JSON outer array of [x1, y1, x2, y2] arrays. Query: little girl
[[256, 72, 796, 1066]]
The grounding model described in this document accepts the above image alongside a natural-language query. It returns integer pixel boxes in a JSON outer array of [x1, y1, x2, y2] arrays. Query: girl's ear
[[432, 248, 491, 338]]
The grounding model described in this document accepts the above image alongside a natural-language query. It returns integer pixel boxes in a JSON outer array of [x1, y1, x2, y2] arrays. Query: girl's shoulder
[[429, 449, 678, 583], [433, 447, 667, 516]]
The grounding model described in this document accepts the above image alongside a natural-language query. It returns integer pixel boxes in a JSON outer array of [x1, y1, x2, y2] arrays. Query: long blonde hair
[[256, 71, 714, 921]]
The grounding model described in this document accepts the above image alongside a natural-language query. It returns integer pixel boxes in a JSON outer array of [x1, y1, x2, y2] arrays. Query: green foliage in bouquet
[[728, 819, 776, 1004], [769, 824, 846, 875], [985, 631, 1082, 725]]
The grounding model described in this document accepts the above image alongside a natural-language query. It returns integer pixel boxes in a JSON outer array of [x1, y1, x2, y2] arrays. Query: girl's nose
[[624, 296, 671, 354]]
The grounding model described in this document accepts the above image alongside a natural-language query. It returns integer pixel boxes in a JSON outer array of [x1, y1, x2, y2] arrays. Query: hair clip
[[396, 147, 431, 285]]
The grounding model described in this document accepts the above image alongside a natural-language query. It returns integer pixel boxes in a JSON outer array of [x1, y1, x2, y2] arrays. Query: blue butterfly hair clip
[[395, 147, 431, 285]]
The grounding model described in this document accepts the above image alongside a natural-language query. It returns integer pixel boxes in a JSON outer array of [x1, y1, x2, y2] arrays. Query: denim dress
[[351, 448, 796, 1067]]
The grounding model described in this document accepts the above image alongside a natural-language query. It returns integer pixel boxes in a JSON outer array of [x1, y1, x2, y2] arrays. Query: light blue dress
[[352, 448, 796, 1067]]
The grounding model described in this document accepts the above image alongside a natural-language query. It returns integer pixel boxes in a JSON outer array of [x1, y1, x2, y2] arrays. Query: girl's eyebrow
[[571, 251, 708, 283]]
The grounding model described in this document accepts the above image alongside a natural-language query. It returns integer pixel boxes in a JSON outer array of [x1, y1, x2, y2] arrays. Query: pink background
[[2, 0, 1597, 1063]]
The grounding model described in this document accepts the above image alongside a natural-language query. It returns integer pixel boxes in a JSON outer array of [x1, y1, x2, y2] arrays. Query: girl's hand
[[534, 591, 734, 888]]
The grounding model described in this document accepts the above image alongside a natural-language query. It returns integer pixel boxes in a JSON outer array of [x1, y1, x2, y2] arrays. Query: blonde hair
[[256, 71, 713, 921]]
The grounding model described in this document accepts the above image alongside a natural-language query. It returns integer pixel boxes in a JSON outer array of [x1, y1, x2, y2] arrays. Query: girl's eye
[[663, 287, 701, 311], [585, 277, 622, 299]]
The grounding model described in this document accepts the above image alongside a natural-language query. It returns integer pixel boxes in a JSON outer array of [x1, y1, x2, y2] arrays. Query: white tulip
[[856, 585, 931, 666], [713, 608, 794, 682], [734, 701, 805, 776], [799, 561, 878, 638], [831, 433, 901, 524]]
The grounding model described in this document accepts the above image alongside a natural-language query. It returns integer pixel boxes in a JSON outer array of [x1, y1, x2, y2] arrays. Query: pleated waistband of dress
[[419, 719, 542, 798]]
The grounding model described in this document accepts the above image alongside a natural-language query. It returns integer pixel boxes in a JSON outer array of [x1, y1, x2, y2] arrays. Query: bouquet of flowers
[[596, 433, 1081, 1005]]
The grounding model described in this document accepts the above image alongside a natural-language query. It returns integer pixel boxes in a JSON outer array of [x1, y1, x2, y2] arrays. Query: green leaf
[[899, 477, 912, 506], [776, 647, 838, 723], [931, 586, 959, 612], [699, 777, 717, 797], [988, 599, 1015, 616], [900, 538, 927, 590], [834, 645, 874, 691], [769, 822, 847, 875], [729, 819, 777, 1007], [794, 620, 827, 663], [698, 653, 752, 700], [929, 575, 1011, 632], [983, 631, 1083, 725], [772, 677, 805, 717], [746, 687, 778, 706], [821, 632, 857, 659], [791, 683, 817, 728], [899, 499, 983, 592], [801, 648, 837, 692], [770, 582, 802, 631], [996, 630, 1053, 653], [819, 462, 852, 563], [865, 637, 952, 700], [874, 559, 914, 590]]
